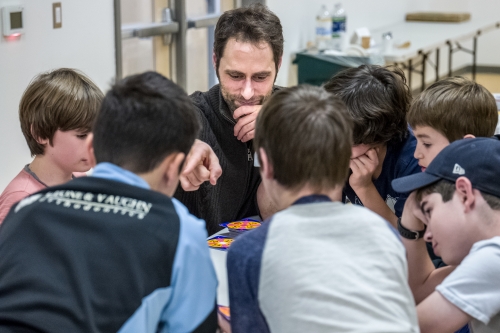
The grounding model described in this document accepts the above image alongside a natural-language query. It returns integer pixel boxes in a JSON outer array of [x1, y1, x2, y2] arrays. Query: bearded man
[[175, 4, 283, 234]]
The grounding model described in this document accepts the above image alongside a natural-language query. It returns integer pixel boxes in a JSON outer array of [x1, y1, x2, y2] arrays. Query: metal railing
[[121, 21, 179, 39], [114, 0, 264, 90]]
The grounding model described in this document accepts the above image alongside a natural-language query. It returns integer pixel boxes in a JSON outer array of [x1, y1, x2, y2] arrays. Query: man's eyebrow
[[224, 70, 244, 75], [252, 71, 272, 76]]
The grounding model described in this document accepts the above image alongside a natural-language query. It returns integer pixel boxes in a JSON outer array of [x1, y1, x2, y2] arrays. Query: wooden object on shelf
[[405, 12, 471, 23]]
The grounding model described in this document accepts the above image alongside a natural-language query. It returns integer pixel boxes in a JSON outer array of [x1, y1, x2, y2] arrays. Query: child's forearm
[[400, 209, 455, 303], [353, 183, 398, 227], [403, 237, 455, 303]]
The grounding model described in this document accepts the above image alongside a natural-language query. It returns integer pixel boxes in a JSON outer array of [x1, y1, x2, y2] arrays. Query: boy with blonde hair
[[0, 68, 103, 222], [407, 76, 497, 172]]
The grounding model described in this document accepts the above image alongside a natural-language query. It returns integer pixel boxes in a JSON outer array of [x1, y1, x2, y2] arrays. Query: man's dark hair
[[254, 85, 353, 191], [213, 3, 284, 74], [323, 65, 411, 145], [93, 72, 200, 173], [416, 179, 500, 210]]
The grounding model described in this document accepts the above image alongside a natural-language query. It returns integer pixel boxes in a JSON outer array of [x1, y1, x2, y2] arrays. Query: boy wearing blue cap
[[392, 138, 500, 333]]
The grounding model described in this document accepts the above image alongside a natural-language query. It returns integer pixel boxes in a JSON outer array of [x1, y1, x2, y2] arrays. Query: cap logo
[[453, 163, 465, 175]]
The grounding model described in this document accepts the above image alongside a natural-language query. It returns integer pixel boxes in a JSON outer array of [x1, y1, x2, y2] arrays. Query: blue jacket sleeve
[[227, 221, 272, 333], [160, 199, 218, 333], [393, 133, 421, 218]]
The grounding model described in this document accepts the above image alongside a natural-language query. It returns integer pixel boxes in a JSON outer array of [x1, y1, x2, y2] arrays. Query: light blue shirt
[[93, 162, 218, 333], [92, 162, 150, 190]]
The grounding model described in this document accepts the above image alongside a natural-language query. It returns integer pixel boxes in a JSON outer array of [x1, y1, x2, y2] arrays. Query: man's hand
[[349, 148, 380, 190], [179, 139, 222, 191], [233, 105, 262, 142]]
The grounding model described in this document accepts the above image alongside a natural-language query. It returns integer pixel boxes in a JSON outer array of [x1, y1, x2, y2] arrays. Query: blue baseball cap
[[392, 138, 500, 197]]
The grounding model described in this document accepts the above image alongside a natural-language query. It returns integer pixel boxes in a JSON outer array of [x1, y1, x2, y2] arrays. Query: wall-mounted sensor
[[52, 3, 61, 29], [2, 5, 24, 37]]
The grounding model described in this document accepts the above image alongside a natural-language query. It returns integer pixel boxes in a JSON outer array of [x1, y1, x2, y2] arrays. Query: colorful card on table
[[207, 236, 234, 251], [218, 305, 231, 321], [219, 219, 261, 232]]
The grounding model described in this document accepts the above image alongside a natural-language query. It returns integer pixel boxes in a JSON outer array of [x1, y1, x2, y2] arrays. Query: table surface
[[371, 14, 500, 62]]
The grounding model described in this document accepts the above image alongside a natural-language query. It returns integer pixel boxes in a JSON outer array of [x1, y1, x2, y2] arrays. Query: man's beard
[[220, 83, 272, 113]]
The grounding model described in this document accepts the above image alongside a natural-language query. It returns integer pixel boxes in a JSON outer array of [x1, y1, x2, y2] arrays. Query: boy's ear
[[163, 152, 186, 196], [259, 147, 274, 180], [455, 176, 476, 213], [463, 134, 476, 139], [30, 125, 48, 145], [85, 133, 96, 168]]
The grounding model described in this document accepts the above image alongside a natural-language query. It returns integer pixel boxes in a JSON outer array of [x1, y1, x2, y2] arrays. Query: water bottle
[[382, 31, 394, 54], [331, 3, 346, 51], [316, 5, 332, 50]]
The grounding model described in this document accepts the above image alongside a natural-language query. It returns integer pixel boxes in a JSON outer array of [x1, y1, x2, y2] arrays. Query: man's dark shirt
[[175, 85, 279, 235]]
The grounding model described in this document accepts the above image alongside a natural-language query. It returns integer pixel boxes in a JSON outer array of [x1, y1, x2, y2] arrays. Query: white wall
[[0, 0, 115, 190], [416, 0, 500, 83], [424, 0, 500, 67], [268, 0, 500, 87]]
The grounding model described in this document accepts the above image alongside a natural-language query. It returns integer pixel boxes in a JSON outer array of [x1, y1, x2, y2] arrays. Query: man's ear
[[455, 176, 476, 213], [277, 56, 283, 71], [259, 147, 274, 180], [212, 52, 217, 70], [85, 133, 96, 168], [463, 134, 476, 139]]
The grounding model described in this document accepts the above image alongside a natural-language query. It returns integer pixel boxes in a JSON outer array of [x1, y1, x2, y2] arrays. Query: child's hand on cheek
[[349, 148, 379, 191], [401, 191, 427, 230]]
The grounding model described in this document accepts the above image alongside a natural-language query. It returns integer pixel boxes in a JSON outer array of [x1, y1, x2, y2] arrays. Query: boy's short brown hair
[[416, 179, 500, 211], [323, 65, 411, 145], [408, 77, 497, 142], [254, 85, 352, 191], [19, 68, 103, 156]]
